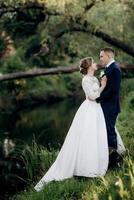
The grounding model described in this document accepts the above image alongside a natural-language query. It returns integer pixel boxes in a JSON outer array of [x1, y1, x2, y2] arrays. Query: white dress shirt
[[105, 59, 115, 68]]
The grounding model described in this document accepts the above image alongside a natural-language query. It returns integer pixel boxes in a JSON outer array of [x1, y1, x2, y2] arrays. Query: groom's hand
[[101, 75, 107, 89]]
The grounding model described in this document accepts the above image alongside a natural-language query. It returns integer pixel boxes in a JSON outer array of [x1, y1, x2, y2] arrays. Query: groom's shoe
[[108, 148, 123, 169]]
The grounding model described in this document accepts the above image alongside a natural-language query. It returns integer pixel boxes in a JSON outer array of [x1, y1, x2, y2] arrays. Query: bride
[[34, 57, 125, 192]]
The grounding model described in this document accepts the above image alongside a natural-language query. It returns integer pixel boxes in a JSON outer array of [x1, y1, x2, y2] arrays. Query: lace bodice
[[82, 75, 102, 100]]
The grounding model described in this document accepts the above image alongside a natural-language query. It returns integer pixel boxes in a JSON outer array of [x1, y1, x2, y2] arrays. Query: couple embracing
[[35, 47, 125, 192]]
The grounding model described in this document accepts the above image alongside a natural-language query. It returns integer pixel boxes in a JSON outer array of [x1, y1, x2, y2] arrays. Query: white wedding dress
[[34, 75, 125, 192]]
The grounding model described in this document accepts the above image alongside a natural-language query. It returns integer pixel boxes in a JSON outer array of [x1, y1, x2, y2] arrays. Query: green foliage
[[63, 72, 81, 94], [25, 76, 66, 98], [0, 37, 6, 52], [120, 78, 134, 100], [0, 50, 26, 73], [122, 69, 134, 79], [3, 7, 45, 38]]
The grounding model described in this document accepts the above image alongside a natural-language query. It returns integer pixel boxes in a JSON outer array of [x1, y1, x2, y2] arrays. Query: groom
[[96, 47, 121, 167]]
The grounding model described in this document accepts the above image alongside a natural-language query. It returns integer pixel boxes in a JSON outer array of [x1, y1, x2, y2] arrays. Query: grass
[[14, 78, 134, 200]]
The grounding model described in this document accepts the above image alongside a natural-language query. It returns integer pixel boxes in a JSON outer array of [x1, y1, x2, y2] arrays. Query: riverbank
[[0, 73, 83, 114], [12, 78, 134, 200]]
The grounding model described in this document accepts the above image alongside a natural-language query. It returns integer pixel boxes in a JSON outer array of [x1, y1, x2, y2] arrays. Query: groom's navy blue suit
[[96, 62, 121, 149]]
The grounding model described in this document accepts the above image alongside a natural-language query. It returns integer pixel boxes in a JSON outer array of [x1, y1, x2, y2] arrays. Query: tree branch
[[0, 66, 78, 81], [84, 0, 97, 13], [53, 19, 134, 57], [0, 63, 133, 81]]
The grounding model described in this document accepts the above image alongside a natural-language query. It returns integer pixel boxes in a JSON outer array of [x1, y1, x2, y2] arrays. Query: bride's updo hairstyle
[[79, 57, 93, 75]]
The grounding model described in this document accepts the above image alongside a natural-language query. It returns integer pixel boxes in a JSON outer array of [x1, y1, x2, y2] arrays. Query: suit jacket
[[96, 62, 121, 115]]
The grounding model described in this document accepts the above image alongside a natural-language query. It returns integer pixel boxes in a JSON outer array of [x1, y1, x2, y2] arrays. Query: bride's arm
[[82, 78, 106, 100]]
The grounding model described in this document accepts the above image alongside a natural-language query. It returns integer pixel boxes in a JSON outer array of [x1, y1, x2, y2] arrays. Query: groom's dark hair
[[100, 47, 115, 55]]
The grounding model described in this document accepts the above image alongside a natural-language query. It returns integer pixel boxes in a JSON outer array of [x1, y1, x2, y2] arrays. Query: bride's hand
[[101, 75, 107, 89]]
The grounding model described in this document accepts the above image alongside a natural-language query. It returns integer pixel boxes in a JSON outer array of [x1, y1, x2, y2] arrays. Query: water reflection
[[0, 96, 83, 149]]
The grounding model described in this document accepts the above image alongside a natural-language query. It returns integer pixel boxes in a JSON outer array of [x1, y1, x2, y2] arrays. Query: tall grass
[[15, 78, 134, 200], [19, 140, 58, 182]]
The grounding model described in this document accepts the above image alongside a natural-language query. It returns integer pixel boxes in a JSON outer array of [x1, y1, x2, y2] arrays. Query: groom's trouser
[[103, 111, 118, 149]]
